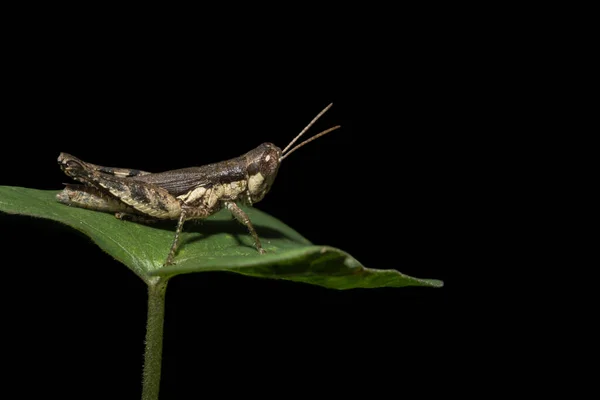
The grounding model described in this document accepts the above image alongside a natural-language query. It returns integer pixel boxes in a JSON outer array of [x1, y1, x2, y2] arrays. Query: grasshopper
[[57, 103, 340, 266]]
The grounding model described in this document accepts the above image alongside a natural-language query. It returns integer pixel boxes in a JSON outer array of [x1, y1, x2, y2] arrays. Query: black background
[[0, 10, 474, 399]]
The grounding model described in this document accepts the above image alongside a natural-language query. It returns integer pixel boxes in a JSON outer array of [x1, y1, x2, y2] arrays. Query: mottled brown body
[[57, 104, 340, 266], [58, 143, 281, 265]]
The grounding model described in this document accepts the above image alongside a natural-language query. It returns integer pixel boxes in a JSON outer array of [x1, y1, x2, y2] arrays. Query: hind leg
[[58, 153, 181, 220]]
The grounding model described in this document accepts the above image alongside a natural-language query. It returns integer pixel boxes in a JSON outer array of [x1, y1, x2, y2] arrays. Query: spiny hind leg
[[58, 184, 162, 226], [58, 154, 181, 220], [224, 201, 265, 254]]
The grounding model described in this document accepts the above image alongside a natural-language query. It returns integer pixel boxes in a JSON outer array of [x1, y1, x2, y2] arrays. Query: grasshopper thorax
[[244, 142, 282, 203]]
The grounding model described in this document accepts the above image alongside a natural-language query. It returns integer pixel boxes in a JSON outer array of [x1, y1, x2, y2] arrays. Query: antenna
[[280, 103, 340, 161]]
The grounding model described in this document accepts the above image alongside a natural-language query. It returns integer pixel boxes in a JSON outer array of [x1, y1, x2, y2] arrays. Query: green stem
[[142, 277, 169, 400]]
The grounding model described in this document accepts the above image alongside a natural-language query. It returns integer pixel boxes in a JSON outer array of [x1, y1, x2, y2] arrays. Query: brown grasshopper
[[57, 103, 340, 266]]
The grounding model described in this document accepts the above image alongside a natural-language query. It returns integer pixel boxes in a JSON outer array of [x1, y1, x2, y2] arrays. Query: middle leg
[[164, 203, 214, 265], [164, 209, 187, 266]]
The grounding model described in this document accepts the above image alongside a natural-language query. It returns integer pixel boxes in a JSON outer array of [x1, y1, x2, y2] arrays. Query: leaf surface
[[0, 186, 443, 289]]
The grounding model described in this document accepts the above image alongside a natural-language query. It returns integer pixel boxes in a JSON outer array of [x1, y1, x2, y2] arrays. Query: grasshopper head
[[245, 142, 282, 203], [244, 103, 341, 203]]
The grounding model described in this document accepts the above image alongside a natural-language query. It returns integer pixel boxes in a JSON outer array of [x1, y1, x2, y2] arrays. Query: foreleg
[[224, 201, 265, 254]]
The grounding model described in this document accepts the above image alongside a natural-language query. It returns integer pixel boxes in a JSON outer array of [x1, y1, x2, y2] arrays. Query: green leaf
[[0, 186, 443, 289]]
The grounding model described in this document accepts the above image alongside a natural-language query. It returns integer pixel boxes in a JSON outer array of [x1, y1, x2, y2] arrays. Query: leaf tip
[[426, 279, 444, 288]]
